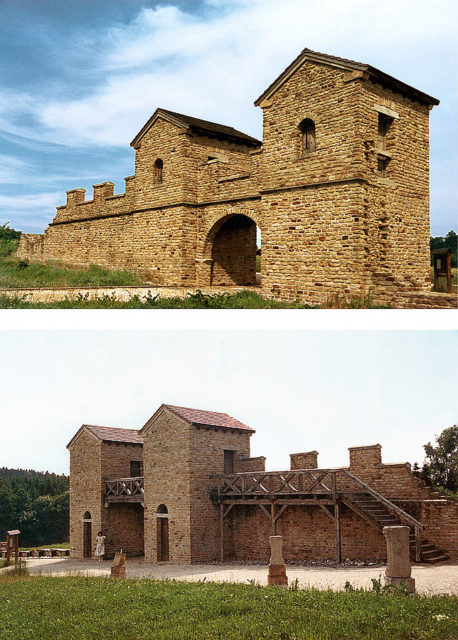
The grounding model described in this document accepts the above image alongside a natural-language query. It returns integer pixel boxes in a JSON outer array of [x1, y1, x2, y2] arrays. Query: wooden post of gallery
[[6, 529, 20, 565]]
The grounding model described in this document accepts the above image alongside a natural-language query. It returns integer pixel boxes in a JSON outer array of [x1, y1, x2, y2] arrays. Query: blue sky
[[0, 0, 456, 235], [0, 330, 456, 475]]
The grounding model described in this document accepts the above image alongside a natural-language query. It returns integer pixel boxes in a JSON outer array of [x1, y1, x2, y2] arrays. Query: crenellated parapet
[[51, 179, 136, 226]]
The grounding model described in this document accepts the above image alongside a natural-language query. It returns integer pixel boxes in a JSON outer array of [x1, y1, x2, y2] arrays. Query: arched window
[[157, 504, 168, 514], [83, 511, 91, 520], [299, 119, 316, 154], [154, 158, 163, 184]]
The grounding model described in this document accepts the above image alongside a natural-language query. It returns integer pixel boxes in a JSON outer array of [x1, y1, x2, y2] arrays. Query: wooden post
[[415, 527, 421, 563], [271, 502, 276, 535], [334, 502, 342, 564], [446, 252, 452, 293], [219, 503, 224, 563]]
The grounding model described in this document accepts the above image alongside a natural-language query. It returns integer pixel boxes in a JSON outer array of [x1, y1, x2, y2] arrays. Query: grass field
[[0, 254, 142, 289], [0, 574, 456, 640]]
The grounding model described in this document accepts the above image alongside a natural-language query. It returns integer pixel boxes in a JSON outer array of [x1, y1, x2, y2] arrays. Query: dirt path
[[24, 558, 458, 595]]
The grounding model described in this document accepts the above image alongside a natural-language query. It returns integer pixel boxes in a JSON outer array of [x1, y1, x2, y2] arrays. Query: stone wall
[[68, 430, 103, 559], [104, 503, 144, 558], [225, 504, 386, 563], [16, 52, 443, 307], [189, 425, 252, 563]]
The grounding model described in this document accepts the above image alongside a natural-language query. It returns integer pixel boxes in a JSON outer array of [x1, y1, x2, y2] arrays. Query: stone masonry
[[17, 49, 444, 307], [66, 404, 457, 564]]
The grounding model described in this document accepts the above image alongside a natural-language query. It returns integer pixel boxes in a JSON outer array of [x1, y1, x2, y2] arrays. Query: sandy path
[[23, 558, 458, 595]]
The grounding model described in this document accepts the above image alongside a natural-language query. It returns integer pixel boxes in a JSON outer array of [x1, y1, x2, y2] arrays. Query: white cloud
[[1, 0, 456, 147], [0, 154, 27, 183], [0, 192, 62, 231]]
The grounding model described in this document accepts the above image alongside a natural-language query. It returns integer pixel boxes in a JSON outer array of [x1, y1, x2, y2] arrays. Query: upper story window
[[154, 158, 163, 184], [299, 118, 316, 155], [224, 450, 235, 475], [130, 460, 142, 477], [377, 113, 393, 152]]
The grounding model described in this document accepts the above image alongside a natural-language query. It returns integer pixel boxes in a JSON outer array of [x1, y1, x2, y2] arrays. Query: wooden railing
[[217, 468, 337, 498], [104, 477, 144, 502], [341, 470, 424, 531]]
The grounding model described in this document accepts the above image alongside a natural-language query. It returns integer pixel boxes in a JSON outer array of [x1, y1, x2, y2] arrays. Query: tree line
[[0, 468, 69, 546], [430, 231, 457, 267]]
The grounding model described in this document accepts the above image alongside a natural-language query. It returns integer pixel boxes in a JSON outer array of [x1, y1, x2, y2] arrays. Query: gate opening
[[209, 214, 260, 286]]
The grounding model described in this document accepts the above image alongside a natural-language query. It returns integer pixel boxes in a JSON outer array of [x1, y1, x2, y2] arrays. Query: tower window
[[154, 158, 163, 184], [299, 119, 316, 154], [377, 114, 393, 152]]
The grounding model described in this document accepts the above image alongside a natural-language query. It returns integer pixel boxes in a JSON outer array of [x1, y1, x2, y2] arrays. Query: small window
[[130, 460, 142, 477], [378, 113, 393, 152], [377, 157, 390, 177], [224, 450, 235, 475], [299, 119, 316, 154], [154, 158, 163, 184]]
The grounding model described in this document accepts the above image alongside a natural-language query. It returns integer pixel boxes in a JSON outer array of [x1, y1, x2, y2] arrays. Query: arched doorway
[[156, 504, 169, 562], [205, 214, 260, 286], [82, 511, 92, 558]]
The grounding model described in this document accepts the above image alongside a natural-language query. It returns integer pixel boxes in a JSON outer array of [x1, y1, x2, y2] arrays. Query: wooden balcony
[[212, 468, 424, 563], [104, 477, 144, 506]]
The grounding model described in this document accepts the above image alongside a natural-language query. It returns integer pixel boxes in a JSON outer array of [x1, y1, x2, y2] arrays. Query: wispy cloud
[[0, 0, 456, 233], [0, 154, 27, 184], [2, 0, 456, 147]]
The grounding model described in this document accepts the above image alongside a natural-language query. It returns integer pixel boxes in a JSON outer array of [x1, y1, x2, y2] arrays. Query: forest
[[0, 467, 69, 546]]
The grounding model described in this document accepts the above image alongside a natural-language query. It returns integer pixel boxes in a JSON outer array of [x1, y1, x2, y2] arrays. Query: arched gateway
[[201, 213, 261, 287]]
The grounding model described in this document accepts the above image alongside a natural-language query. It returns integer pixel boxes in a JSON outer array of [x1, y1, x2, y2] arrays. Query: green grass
[[0, 575, 456, 639], [0, 254, 142, 289], [0, 290, 317, 309]]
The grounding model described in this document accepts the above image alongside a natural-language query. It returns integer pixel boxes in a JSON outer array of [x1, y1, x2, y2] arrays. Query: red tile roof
[[164, 405, 254, 432], [83, 425, 143, 444]]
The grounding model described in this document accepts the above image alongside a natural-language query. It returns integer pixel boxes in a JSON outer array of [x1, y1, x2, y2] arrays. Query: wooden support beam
[[415, 527, 422, 563], [319, 504, 335, 522], [335, 502, 342, 564], [271, 502, 276, 535], [219, 503, 224, 563], [258, 504, 271, 522], [274, 504, 288, 524]]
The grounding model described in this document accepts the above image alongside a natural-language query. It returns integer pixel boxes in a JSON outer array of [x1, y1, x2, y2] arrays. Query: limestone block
[[112, 552, 126, 567], [110, 565, 126, 578], [269, 536, 284, 565], [383, 576, 416, 594], [268, 535, 288, 586], [383, 526, 411, 578]]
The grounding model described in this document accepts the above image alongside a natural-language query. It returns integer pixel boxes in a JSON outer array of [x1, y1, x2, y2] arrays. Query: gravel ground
[[23, 558, 458, 595]]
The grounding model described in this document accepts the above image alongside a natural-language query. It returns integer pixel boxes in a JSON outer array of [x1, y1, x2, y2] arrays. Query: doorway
[[83, 512, 92, 558], [156, 505, 169, 561]]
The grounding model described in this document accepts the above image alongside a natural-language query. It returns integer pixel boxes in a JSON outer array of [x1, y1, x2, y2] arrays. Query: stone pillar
[[268, 535, 288, 586], [110, 551, 126, 578], [383, 526, 415, 593]]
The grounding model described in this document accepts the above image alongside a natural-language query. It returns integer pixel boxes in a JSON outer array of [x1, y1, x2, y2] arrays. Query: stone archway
[[200, 213, 260, 286]]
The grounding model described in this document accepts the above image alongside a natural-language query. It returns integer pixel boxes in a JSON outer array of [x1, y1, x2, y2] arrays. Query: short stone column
[[268, 535, 288, 586], [383, 526, 415, 593], [110, 551, 126, 578]]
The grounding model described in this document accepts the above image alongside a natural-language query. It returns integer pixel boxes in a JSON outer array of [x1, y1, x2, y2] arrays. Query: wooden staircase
[[345, 492, 448, 564]]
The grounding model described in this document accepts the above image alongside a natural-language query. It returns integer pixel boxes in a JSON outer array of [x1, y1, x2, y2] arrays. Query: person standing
[[94, 531, 106, 562]]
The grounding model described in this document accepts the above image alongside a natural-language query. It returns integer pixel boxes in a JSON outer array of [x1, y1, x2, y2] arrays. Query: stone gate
[[18, 48, 441, 305]]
